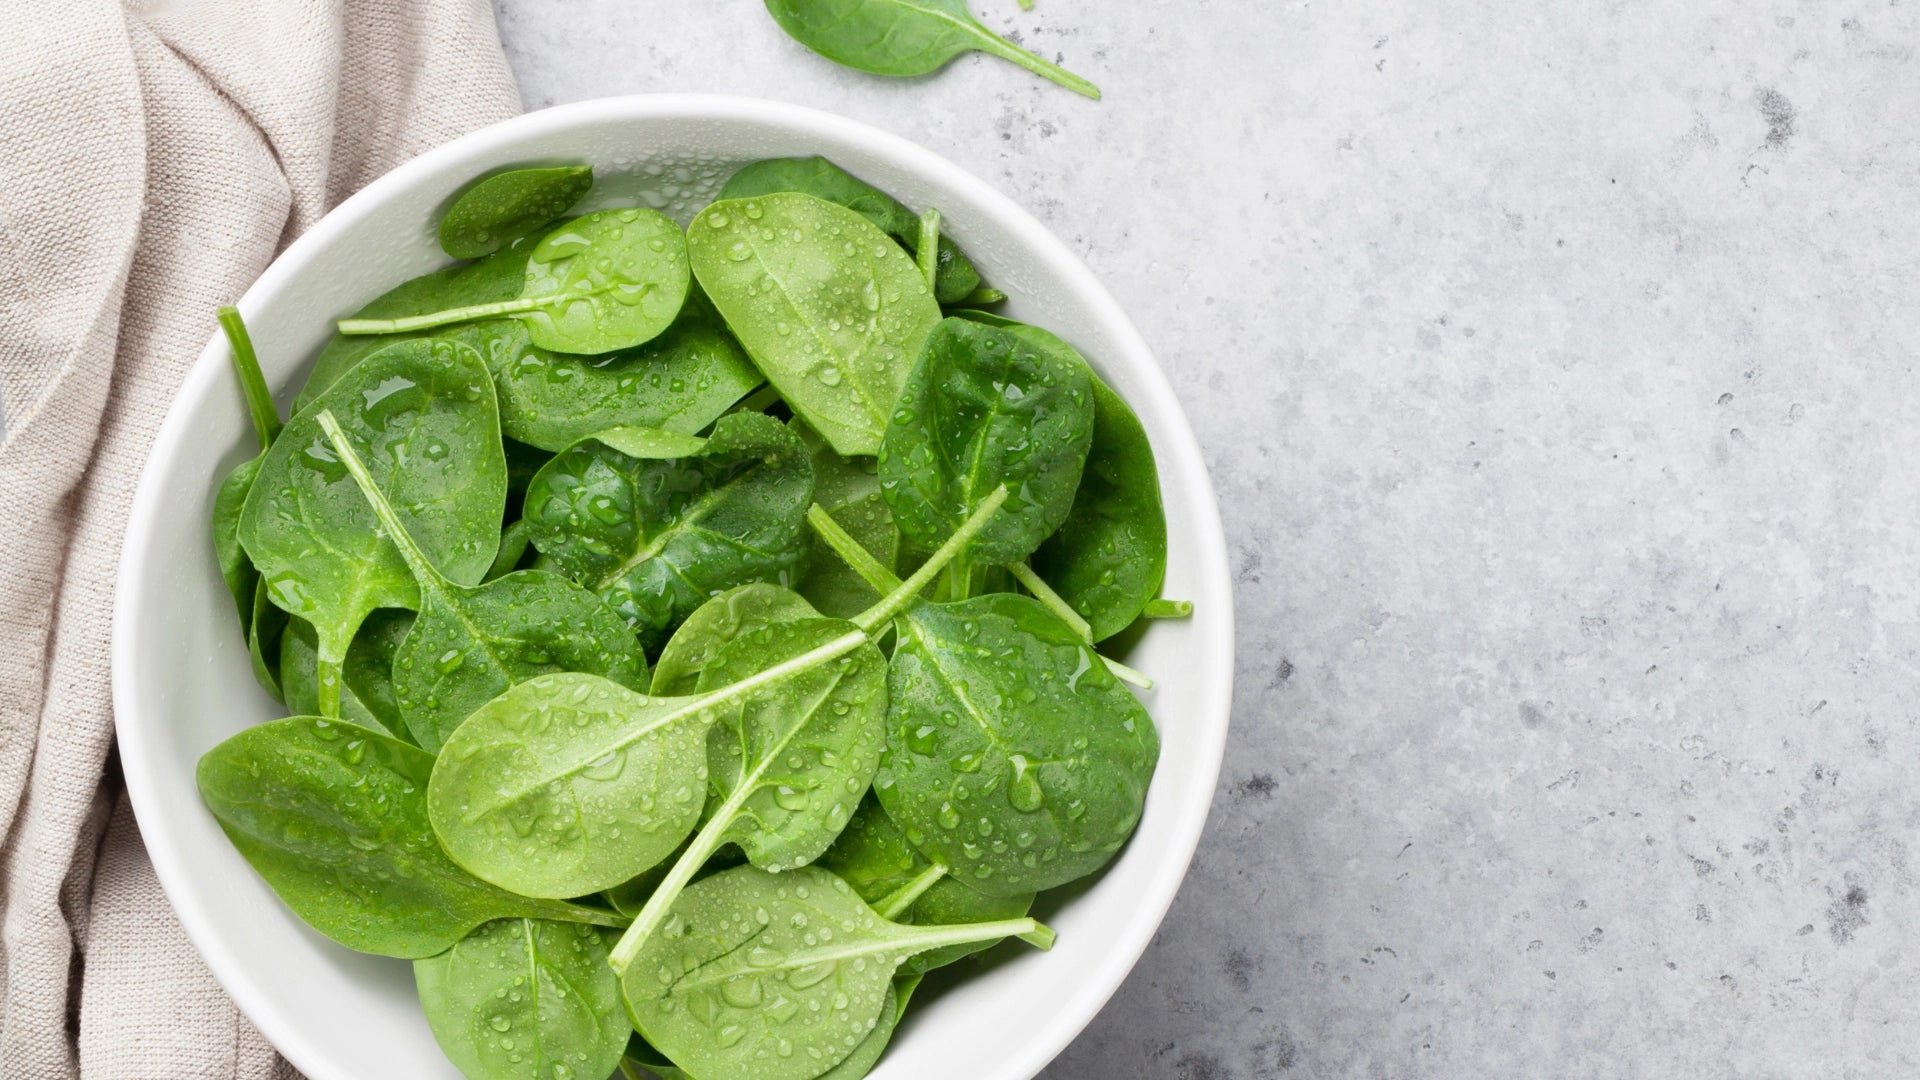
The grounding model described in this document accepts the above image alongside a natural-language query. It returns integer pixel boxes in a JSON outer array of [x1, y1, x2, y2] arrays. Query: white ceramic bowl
[[113, 95, 1233, 1080]]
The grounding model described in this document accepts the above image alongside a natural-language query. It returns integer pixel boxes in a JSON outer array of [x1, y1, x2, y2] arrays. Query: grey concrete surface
[[493, 2, 1920, 1075]]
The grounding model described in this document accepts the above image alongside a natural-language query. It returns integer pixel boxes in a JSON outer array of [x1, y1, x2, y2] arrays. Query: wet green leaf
[[762, 0, 1100, 98], [438, 165, 593, 260]]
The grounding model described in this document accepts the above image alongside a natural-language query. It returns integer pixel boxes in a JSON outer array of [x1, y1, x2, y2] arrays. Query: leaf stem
[[876, 863, 947, 920], [915, 208, 942, 291], [885, 915, 1054, 958], [1101, 656, 1155, 691], [1009, 562, 1091, 639], [975, 32, 1101, 100], [1143, 598, 1193, 619], [315, 636, 345, 720], [316, 411, 451, 590], [337, 295, 549, 335], [608, 784, 751, 974], [218, 306, 282, 450], [856, 485, 1009, 633], [806, 505, 901, 595]]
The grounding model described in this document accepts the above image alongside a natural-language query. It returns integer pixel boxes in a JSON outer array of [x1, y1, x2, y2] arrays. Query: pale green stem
[[806, 505, 901, 595], [876, 864, 947, 920], [975, 33, 1101, 100], [855, 485, 1010, 634], [887, 916, 1053, 956], [1009, 562, 1092, 639], [608, 783, 752, 974], [219, 306, 281, 449], [558, 901, 631, 930], [916, 208, 942, 291], [337, 294, 550, 335], [314, 635, 345, 720], [1143, 598, 1194, 619], [1100, 656, 1155, 691]]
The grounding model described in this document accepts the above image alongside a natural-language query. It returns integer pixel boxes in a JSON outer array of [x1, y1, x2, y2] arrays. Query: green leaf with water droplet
[[651, 584, 823, 696], [878, 592, 1158, 895], [622, 865, 1045, 1080], [239, 338, 506, 716], [962, 318, 1166, 642], [338, 209, 691, 357], [791, 419, 929, 619], [878, 317, 1094, 569], [438, 165, 594, 260], [196, 716, 622, 958], [522, 412, 814, 650], [688, 193, 941, 456], [719, 156, 984, 304], [761, 0, 1101, 99], [280, 615, 399, 737], [414, 917, 628, 1080]]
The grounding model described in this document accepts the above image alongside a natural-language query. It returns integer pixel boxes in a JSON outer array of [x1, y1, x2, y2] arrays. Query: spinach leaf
[[815, 982, 900, 1080], [878, 316, 1094, 572], [195, 716, 622, 958], [414, 918, 627, 1080], [621, 865, 1047, 1080], [650, 583, 822, 696], [343, 608, 413, 738], [319, 410, 650, 752], [819, 794, 1036, 975], [719, 156, 983, 304], [486, 519, 533, 582], [687, 193, 941, 456], [522, 412, 813, 650], [239, 338, 505, 717], [210, 307, 284, 697], [439, 165, 593, 260], [339, 209, 691, 356], [213, 456, 264, 629], [878, 592, 1158, 895], [763, 0, 1100, 99], [247, 579, 289, 705], [491, 295, 764, 452], [279, 617, 390, 735]]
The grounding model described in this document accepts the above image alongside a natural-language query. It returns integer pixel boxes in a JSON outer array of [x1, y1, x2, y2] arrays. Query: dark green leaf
[[878, 317, 1093, 568], [522, 412, 814, 650], [343, 608, 414, 739], [719, 156, 983, 304], [196, 716, 620, 958], [688, 193, 941, 456], [213, 457, 262, 629], [762, 0, 1101, 99], [794, 420, 923, 619], [414, 918, 627, 1080], [438, 165, 593, 260]]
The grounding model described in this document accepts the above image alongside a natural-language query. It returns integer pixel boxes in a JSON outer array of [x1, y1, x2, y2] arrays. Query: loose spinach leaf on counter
[[762, 0, 1100, 99], [878, 316, 1094, 574], [339, 209, 691, 356], [521, 412, 813, 650], [438, 165, 594, 260], [622, 865, 1049, 1080], [688, 193, 941, 456], [196, 716, 623, 958], [318, 411, 649, 752], [414, 917, 628, 1080], [238, 338, 505, 717], [719, 156, 983, 304]]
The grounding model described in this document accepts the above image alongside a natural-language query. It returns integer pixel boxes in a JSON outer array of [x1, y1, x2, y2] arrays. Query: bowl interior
[[114, 96, 1232, 1080]]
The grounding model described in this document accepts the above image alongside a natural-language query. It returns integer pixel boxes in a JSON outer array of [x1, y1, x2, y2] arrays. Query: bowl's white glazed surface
[[112, 96, 1233, 1080]]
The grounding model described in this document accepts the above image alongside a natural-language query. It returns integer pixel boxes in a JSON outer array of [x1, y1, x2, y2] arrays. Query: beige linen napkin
[[0, 1, 519, 1075]]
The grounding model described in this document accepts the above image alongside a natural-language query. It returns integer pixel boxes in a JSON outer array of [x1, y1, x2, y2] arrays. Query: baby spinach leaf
[[621, 865, 1047, 1080], [195, 716, 622, 958], [439, 165, 593, 260], [279, 615, 401, 737], [247, 579, 289, 705], [719, 156, 983, 304], [486, 519, 533, 582], [239, 339, 505, 717], [522, 412, 814, 650], [213, 456, 264, 629], [650, 583, 822, 696], [427, 674, 716, 900], [210, 307, 285, 696], [762, 0, 1101, 99], [491, 297, 764, 452], [319, 411, 650, 752], [687, 193, 941, 456], [339, 209, 691, 356], [959, 323, 1164, 642], [878, 316, 1094, 571], [877, 592, 1159, 896], [819, 794, 1036, 975], [414, 917, 627, 1080], [814, 982, 900, 1080], [343, 608, 413, 738], [606, 616, 888, 972]]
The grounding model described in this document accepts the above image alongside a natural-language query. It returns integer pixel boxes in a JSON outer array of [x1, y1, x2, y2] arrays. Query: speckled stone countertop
[[493, 2, 1920, 1075]]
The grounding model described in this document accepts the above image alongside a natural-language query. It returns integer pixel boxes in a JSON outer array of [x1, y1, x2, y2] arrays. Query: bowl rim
[[112, 92, 1234, 1080]]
